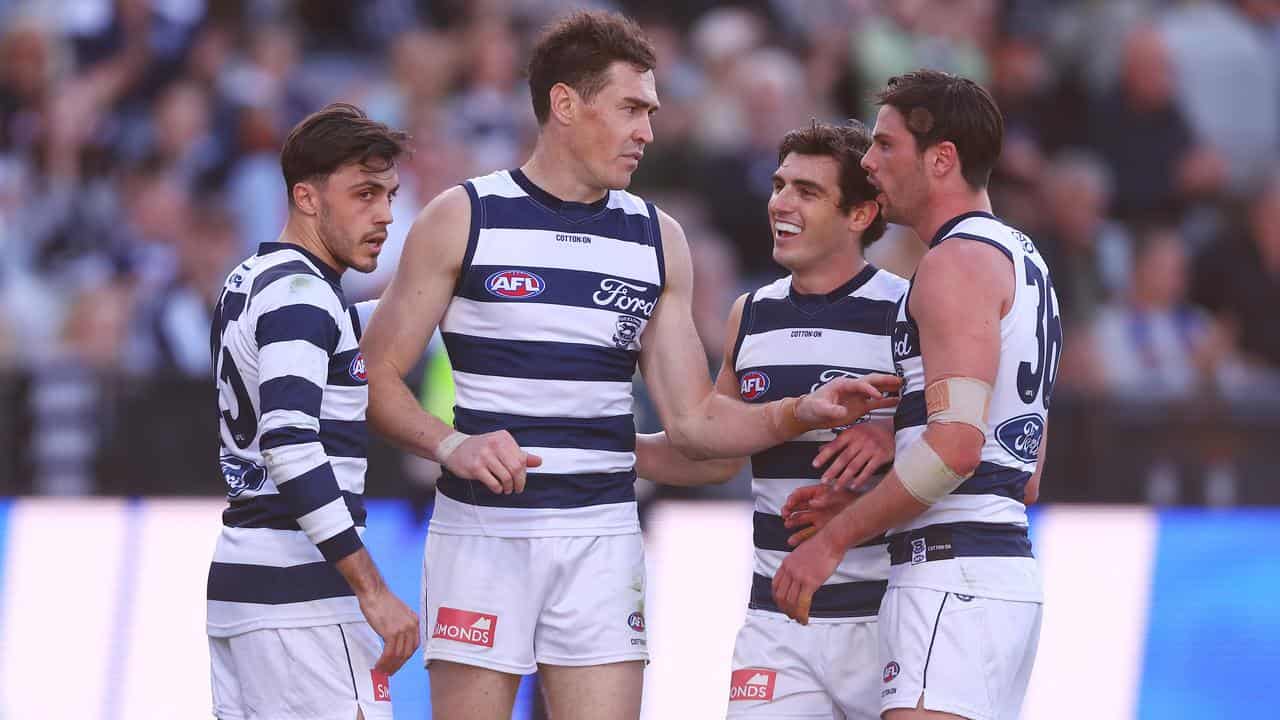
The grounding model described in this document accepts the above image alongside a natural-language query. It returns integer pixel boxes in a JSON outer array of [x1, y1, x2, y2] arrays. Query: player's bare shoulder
[[401, 184, 473, 274], [911, 238, 1014, 319]]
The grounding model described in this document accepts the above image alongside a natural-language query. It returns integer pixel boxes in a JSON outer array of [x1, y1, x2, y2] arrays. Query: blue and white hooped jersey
[[734, 266, 907, 620], [207, 243, 372, 637], [433, 169, 664, 537], [890, 212, 1061, 602]]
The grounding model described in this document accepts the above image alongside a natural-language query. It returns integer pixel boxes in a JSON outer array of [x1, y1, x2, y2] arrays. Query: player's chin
[[350, 254, 379, 274]]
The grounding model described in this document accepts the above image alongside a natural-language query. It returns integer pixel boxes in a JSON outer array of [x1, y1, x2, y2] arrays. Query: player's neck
[[791, 255, 867, 296], [279, 217, 345, 277], [521, 139, 609, 204], [915, 187, 993, 248]]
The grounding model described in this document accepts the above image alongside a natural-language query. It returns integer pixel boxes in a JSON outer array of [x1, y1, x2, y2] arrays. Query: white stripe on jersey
[[297, 496, 358, 544], [471, 228, 661, 285], [319, 385, 366, 420], [521, 446, 637, 475], [737, 327, 897, 371], [452, 371, 634, 418], [442, 298, 640, 350]]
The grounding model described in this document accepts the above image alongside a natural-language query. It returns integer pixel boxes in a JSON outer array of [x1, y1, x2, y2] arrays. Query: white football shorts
[[727, 608, 879, 720], [878, 587, 1041, 720], [421, 530, 648, 674], [209, 621, 393, 720]]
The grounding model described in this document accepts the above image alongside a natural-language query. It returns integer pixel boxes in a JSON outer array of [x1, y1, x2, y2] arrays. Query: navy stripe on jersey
[[749, 297, 898, 336], [750, 442, 824, 480], [438, 469, 636, 508], [256, 304, 340, 352], [749, 573, 885, 619], [453, 407, 635, 452], [249, 260, 322, 301], [894, 391, 926, 432], [276, 464, 345, 520], [320, 419, 367, 459], [887, 521, 1032, 564], [459, 181, 482, 279], [954, 462, 1031, 500], [260, 426, 319, 451], [730, 290, 756, 369], [456, 265, 660, 317], [222, 491, 367, 530], [476, 195, 657, 247], [753, 512, 887, 553], [347, 306, 362, 340], [259, 376, 323, 417], [443, 332, 637, 383], [328, 349, 366, 387], [208, 561, 353, 605], [646, 201, 666, 286]]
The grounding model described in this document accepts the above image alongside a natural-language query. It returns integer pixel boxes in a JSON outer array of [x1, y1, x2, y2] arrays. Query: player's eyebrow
[[776, 176, 826, 195], [623, 95, 660, 113]]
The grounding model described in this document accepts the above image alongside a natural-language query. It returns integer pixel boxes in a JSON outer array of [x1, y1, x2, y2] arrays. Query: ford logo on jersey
[[740, 370, 770, 401], [221, 455, 266, 498], [486, 270, 545, 298], [995, 413, 1045, 463]]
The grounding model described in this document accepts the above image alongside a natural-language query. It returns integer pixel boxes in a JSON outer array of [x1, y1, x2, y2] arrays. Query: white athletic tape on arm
[[925, 376, 992, 433], [435, 431, 470, 464], [893, 437, 967, 505]]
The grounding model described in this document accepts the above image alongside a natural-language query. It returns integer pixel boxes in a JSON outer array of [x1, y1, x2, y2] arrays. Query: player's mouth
[[773, 220, 802, 240], [622, 151, 643, 164]]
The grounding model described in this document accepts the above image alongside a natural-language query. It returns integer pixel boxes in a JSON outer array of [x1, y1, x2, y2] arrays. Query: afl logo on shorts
[[627, 611, 645, 632], [349, 352, 367, 382], [486, 270, 545, 298], [739, 371, 770, 401], [883, 661, 900, 683]]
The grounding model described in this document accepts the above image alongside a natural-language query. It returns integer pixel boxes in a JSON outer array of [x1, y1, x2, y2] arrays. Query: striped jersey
[[890, 212, 1060, 602], [733, 266, 907, 620], [206, 242, 370, 637], [433, 169, 664, 537]]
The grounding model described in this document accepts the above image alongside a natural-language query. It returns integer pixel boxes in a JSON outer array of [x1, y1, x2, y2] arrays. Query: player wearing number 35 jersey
[[206, 104, 419, 720], [773, 70, 1060, 720]]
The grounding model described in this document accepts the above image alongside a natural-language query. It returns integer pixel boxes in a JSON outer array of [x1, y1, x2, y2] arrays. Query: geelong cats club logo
[[613, 314, 642, 349]]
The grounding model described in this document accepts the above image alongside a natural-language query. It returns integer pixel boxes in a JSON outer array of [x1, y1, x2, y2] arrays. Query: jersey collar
[[257, 241, 344, 285], [929, 211, 997, 248]]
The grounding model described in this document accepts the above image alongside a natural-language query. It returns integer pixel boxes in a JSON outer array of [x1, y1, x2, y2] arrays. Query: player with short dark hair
[[637, 119, 905, 719], [207, 102, 418, 720], [773, 70, 1056, 720], [360, 11, 898, 720]]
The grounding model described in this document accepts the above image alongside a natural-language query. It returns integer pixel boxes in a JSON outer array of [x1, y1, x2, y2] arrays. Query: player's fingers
[[819, 445, 857, 485], [795, 589, 812, 626], [782, 484, 823, 516], [831, 448, 872, 491], [771, 571, 790, 614], [473, 466, 504, 494], [495, 443, 527, 494], [811, 436, 848, 468], [783, 510, 815, 529], [374, 644, 398, 675], [865, 373, 903, 393], [486, 455, 515, 494], [836, 378, 883, 401], [845, 452, 884, 492], [787, 526, 818, 547]]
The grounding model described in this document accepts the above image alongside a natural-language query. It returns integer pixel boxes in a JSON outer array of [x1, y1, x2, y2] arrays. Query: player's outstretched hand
[[443, 430, 542, 495], [795, 374, 901, 429], [781, 483, 857, 546], [813, 421, 895, 491], [360, 587, 420, 675], [771, 531, 843, 626]]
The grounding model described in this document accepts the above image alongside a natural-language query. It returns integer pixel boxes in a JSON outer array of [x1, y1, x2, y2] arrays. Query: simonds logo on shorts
[[432, 607, 498, 648], [370, 669, 391, 702], [729, 668, 776, 701]]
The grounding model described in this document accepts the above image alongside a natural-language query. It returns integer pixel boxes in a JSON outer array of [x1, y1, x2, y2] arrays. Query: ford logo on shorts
[[995, 413, 1045, 463], [486, 270, 545, 298]]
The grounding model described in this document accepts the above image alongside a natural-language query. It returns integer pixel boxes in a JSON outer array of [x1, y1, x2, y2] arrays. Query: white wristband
[[435, 431, 470, 463]]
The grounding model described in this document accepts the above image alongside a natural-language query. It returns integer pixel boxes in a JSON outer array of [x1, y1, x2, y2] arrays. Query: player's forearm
[[667, 393, 802, 460], [366, 362, 456, 461], [333, 546, 389, 598], [822, 471, 929, 551], [635, 431, 744, 486]]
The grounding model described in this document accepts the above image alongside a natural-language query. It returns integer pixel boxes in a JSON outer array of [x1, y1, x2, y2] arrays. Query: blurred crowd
[[3, 0, 1280, 495]]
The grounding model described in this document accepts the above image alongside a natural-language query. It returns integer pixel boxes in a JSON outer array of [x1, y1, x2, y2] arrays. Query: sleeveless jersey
[[433, 169, 664, 537], [734, 266, 907, 619], [890, 212, 1061, 602], [207, 242, 371, 637]]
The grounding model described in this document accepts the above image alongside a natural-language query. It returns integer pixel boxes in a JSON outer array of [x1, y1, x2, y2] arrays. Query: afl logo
[[883, 661, 900, 683], [349, 352, 367, 382], [627, 612, 645, 632], [486, 270, 545, 298], [740, 370, 770, 401]]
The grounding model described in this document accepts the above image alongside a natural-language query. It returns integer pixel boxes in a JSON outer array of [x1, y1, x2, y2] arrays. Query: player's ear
[[292, 181, 320, 216], [549, 82, 577, 126], [930, 141, 958, 180], [848, 199, 878, 234]]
